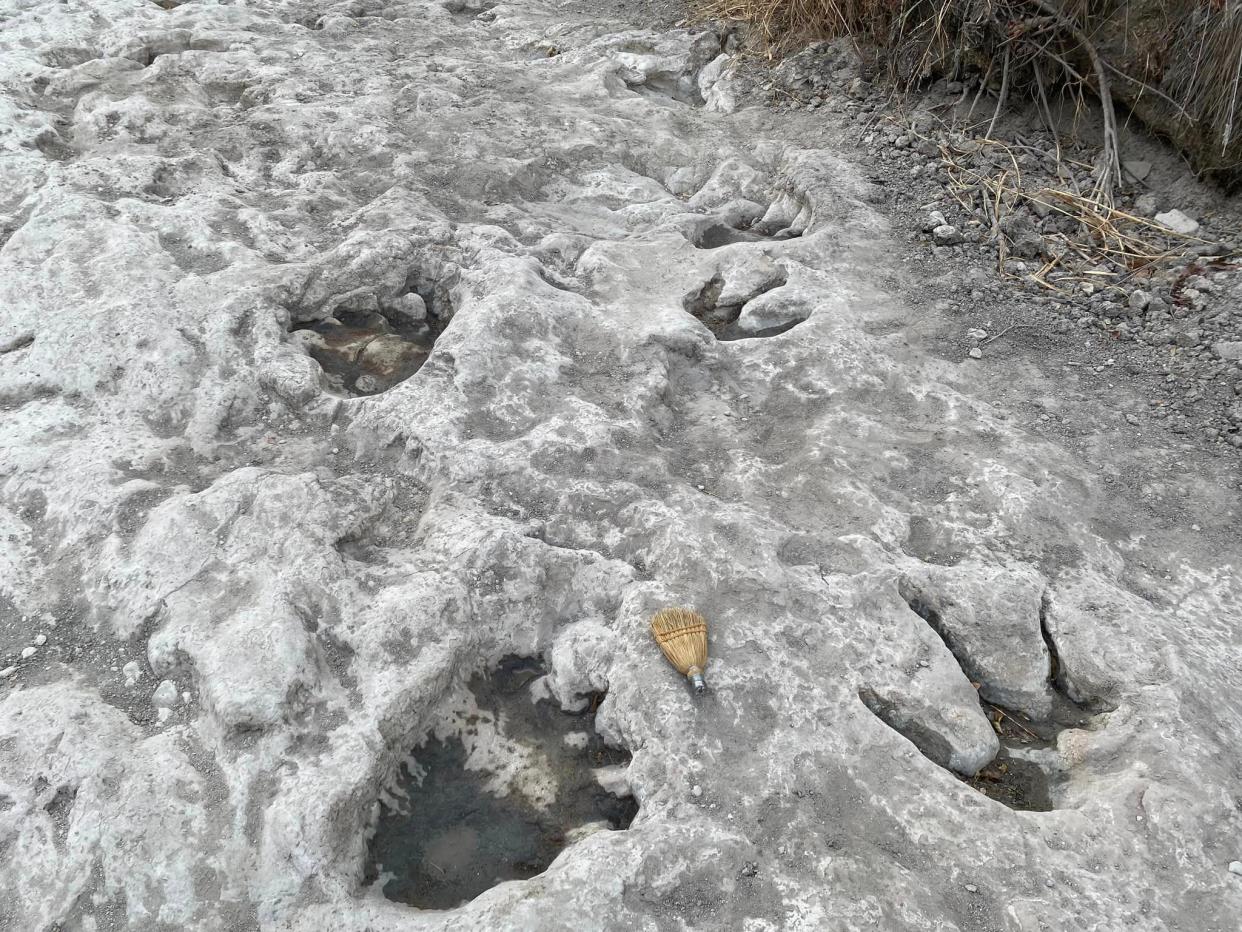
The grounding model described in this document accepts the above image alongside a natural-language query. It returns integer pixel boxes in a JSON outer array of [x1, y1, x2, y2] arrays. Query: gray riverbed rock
[[0, 1, 1239, 931], [898, 562, 1055, 720]]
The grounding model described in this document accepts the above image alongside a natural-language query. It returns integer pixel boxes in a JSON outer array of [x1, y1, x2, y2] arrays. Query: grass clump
[[697, 0, 1242, 191]]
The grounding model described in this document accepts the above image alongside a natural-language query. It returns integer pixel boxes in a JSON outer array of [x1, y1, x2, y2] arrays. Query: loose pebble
[[1153, 209, 1200, 236], [932, 224, 962, 246], [152, 680, 179, 709]]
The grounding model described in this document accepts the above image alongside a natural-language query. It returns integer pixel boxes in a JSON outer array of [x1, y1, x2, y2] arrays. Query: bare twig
[[981, 323, 1037, 345], [987, 45, 1011, 141], [1023, 0, 1123, 196]]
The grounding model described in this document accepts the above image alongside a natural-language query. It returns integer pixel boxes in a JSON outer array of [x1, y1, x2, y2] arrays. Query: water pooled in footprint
[[365, 656, 636, 909], [291, 295, 442, 396]]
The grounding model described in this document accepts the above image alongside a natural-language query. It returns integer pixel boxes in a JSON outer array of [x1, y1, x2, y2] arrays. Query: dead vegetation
[[698, 0, 1242, 192], [933, 134, 1209, 293], [699, 0, 1239, 290]]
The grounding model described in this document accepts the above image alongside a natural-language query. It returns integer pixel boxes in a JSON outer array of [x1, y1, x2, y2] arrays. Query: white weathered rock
[[1213, 341, 1242, 360], [1154, 209, 1201, 235], [0, 2, 1239, 931], [899, 563, 1054, 720], [715, 251, 786, 307], [388, 291, 427, 324], [151, 680, 179, 710]]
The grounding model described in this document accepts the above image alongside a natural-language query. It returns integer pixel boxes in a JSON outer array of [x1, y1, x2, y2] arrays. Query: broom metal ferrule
[[687, 668, 706, 695]]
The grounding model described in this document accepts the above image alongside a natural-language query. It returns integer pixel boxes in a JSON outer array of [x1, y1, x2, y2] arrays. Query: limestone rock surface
[[1, 1, 1240, 930]]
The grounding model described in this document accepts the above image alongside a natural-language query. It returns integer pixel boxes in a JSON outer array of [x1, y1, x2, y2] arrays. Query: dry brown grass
[[697, 0, 1242, 192], [933, 134, 1205, 291]]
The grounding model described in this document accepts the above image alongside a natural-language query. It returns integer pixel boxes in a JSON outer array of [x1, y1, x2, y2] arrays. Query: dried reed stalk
[[932, 134, 1204, 291]]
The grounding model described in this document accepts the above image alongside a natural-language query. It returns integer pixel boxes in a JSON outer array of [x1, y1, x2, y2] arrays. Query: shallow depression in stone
[[364, 656, 637, 910], [290, 302, 443, 396]]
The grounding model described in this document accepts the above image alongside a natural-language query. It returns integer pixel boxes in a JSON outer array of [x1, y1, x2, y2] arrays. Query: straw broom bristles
[[650, 607, 709, 695]]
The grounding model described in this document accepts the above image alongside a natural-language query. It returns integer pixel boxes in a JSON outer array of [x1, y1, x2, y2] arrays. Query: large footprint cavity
[[898, 562, 1055, 720], [284, 254, 460, 398], [880, 562, 1112, 811], [681, 252, 797, 341], [365, 655, 637, 910], [858, 592, 1000, 779]]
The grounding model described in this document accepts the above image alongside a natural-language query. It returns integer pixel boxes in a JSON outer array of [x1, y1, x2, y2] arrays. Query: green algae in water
[[365, 657, 637, 909]]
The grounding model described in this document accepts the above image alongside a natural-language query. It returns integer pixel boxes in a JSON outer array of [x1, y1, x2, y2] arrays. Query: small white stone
[[151, 679, 179, 709], [691, 785, 703, 798], [122, 661, 141, 686], [965, 884, 978, 893], [966, 328, 988, 341], [20, 646, 36, 660], [157, 707, 173, 725], [1153, 209, 1199, 236], [932, 224, 962, 246], [390, 291, 427, 323], [33, 634, 47, 646], [1213, 341, 1242, 361], [1229, 860, 1242, 876], [968, 348, 982, 359], [0, 666, 16, 679]]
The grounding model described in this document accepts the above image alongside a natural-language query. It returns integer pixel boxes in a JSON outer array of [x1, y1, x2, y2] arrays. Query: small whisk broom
[[650, 607, 709, 695]]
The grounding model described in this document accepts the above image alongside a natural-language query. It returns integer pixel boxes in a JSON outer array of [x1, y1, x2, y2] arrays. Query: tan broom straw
[[650, 607, 709, 695]]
